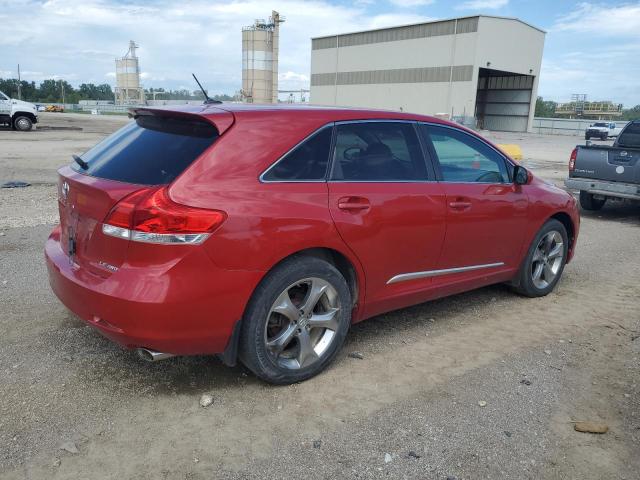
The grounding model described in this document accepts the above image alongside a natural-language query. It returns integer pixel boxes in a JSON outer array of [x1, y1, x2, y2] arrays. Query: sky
[[1, 0, 639, 106]]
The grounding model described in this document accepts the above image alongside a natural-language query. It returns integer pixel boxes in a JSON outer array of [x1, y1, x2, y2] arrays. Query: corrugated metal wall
[[311, 17, 479, 50], [311, 65, 473, 87]]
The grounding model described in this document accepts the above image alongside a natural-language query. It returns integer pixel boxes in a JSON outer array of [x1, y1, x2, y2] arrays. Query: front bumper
[[565, 177, 640, 200], [45, 226, 264, 355]]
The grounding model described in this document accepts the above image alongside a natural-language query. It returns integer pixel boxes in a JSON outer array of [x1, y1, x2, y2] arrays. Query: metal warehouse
[[310, 15, 545, 132]]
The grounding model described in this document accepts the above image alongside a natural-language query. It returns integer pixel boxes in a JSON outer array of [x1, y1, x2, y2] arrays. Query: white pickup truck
[[0, 90, 38, 131], [584, 122, 623, 140]]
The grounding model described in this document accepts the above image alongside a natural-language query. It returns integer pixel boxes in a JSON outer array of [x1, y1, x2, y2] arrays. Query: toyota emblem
[[61, 181, 70, 200]]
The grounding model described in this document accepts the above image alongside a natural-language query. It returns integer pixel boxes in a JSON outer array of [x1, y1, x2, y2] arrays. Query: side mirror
[[513, 165, 529, 185]]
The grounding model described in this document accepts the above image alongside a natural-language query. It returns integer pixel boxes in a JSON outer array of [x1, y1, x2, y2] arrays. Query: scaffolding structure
[[555, 94, 622, 119]]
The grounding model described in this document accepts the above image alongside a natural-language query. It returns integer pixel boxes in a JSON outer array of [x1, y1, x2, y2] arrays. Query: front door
[[421, 124, 529, 279], [327, 121, 447, 314], [0, 92, 11, 117]]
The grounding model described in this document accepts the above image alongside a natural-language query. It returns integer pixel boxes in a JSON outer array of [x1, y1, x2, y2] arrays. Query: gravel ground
[[0, 114, 638, 479]]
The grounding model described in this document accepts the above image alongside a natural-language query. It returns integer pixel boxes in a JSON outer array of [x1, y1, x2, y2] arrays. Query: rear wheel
[[513, 219, 568, 297], [585, 134, 590, 140], [579, 191, 606, 211], [13, 116, 33, 132], [239, 256, 351, 384], [601, 133, 608, 140]]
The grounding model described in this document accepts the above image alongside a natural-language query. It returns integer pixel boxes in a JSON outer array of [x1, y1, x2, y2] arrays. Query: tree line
[[0, 78, 235, 104], [0, 78, 114, 103], [535, 97, 640, 121]]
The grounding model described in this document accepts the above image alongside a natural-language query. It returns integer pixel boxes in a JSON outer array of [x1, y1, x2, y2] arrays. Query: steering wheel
[[343, 147, 362, 161], [475, 171, 503, 183]]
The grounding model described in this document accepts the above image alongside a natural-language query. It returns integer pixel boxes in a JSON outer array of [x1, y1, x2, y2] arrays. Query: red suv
[[45, 105, 579, 384]]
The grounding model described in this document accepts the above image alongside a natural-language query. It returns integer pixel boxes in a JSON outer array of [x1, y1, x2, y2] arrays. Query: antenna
[[192, 73, 222, 104]]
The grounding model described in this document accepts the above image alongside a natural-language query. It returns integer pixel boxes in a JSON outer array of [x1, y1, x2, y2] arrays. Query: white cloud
[[388, 0, 435, 7], [2, 0, 440, 93], [279, 71, 309, 82], [553, 2, 640, 36], [456, 0, 509, 10]]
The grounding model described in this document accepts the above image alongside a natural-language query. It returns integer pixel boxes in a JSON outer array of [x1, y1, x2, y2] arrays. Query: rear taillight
[[102, 187, 226, 245], [569, 147, 577, 172]]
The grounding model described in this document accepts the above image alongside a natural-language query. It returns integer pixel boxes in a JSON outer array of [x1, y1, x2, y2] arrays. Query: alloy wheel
[[264, 277, 341, 370], [531, 230, 564, 289]]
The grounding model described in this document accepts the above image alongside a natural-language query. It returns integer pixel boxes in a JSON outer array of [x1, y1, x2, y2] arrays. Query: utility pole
[[60, 80, 65, 105], [17, 64, 21, 100]]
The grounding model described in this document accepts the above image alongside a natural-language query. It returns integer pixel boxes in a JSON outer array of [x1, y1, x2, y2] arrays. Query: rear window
[[617, 123, 640, 148], [72, 114, 219, 185]]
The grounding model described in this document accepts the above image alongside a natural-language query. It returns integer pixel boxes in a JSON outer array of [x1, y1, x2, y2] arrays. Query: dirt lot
[[1, 113, 638, 479]]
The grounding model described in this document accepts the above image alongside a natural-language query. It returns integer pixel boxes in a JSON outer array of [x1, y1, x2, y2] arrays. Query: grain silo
[[242, 11, 284, 103], [115, 40, 145, 105]]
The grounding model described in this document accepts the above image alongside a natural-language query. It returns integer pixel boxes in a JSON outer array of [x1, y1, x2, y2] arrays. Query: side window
[[263, 125, 333, 181], [331, 122, 427, 181], [423, 125, 509, 183]]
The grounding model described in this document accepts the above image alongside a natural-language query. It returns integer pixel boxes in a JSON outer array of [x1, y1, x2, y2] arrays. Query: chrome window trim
[[419, 122, 516, 183], [387, 262, 505, 284], [259, 123, 335, 183]]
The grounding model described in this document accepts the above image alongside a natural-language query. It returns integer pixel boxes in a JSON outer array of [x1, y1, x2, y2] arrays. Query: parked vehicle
[[0, 90, 38, 131], [45, 105, 580, 384], [45, 105, 64, 113], [584, 122, 623, 140], [567, 120, 640, 210]]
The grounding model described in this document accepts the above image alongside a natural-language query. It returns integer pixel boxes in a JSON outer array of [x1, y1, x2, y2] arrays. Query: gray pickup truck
[[565, 120, 640, 210]]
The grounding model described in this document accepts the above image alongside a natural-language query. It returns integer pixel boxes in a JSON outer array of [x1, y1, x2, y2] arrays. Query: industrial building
[[310, 15, 545, 132], [242, 11, 284, 103], [115, 40, 144, 105]]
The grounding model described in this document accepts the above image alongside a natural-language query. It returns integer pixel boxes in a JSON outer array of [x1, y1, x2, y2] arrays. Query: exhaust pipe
[[136, 348, 175, 362]]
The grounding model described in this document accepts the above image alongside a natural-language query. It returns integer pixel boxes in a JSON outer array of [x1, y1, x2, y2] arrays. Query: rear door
[[327, 121, 447, 309], [59, 112, 220, 275], [421, 123, 528, 275]]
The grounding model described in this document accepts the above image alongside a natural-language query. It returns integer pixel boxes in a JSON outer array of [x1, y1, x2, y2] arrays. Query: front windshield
[[0, 91, 9, 101]]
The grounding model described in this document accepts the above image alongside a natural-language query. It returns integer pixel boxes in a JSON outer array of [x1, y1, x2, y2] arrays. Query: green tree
[[621, 105, 640, 121], [535, 97, 557, 118]]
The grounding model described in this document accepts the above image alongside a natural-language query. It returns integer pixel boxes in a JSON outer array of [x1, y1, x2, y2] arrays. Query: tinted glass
[[72, 114, 219, 185], [424, 125, 509, 183], [617, 122, 640, 148], [331, 122, 427, 181], [263, 125, 333, 181]]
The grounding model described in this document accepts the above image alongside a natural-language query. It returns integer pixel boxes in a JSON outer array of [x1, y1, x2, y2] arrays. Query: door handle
[[448, 199, 472, 211], [337, 196, 370, 212]]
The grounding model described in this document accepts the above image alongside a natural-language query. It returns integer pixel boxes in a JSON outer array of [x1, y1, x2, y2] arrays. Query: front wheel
[[13, 116, 33, 131], [579, 191, 606, 211], [239, 256, 352, 384], [513, 219, 569, 297]]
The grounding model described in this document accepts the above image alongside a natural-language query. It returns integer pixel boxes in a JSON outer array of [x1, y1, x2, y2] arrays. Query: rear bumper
[[45, 226, 264, 355], [565, 178, 640, 200]]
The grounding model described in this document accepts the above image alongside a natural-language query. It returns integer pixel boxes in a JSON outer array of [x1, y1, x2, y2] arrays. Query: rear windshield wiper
[[73, 154, 89, 170]]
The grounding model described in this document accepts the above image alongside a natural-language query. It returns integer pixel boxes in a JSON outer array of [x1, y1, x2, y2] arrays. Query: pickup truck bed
[[565, 120, 640, 210]]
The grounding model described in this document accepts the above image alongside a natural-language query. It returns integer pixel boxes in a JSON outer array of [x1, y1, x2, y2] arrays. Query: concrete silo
[[242, 11, 284, 103], [115, 41, 145, 105]]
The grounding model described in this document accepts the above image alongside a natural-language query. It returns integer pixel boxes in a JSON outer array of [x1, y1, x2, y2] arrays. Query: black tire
[[13, 116, 33, 132], [239, 255, 352, 384], [512, 219, 569, 298], [585, 134, 590, 140], [579, 191, 606, 211], [601, 133, 608, 141]]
